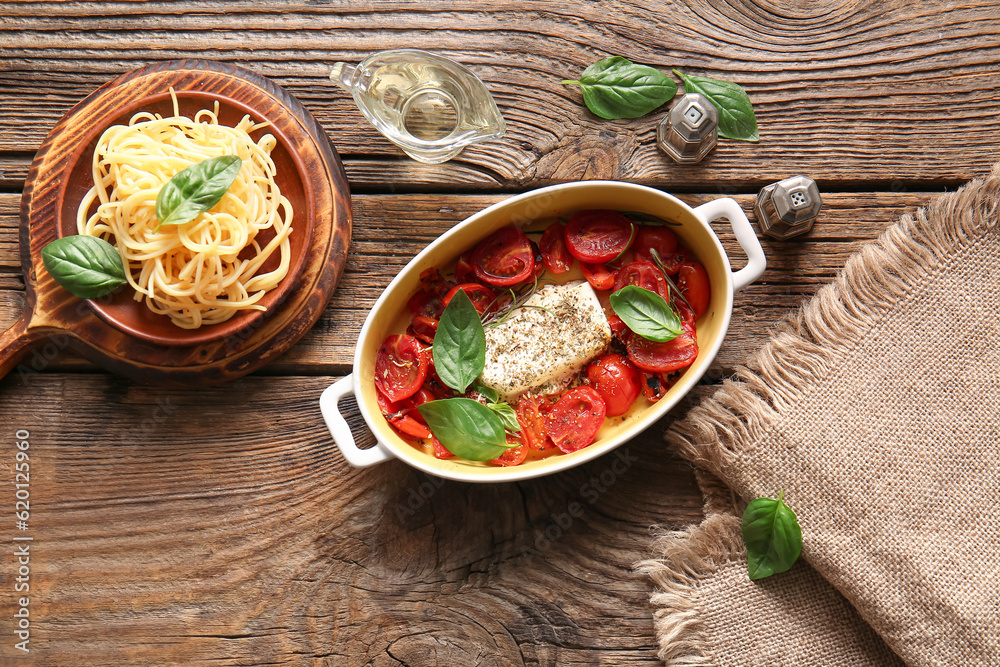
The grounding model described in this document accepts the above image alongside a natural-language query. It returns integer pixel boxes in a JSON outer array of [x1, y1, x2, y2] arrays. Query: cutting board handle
[[0, 313, 47, 383]]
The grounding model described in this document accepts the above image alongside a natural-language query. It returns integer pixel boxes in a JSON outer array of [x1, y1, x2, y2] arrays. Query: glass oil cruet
[[329, 49, 506, 164]]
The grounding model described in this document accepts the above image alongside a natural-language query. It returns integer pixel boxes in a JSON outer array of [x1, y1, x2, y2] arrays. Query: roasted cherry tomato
[[564, 210, 635, 263], [444, 283, 496, 314], [454, 251, 478, 285], [408, 315, 439, 345], [606, 312, 628, 340], [539, 221, 573, 273], [516, 395, 553, 451], [626, 328, 698, 373], [376, 387, 432, 439], [490, 436, 529, 467], [653, 245, 691, 275], [547, 386, 607, 453], [640, 371, 676, 403], [612, 260, 669, 299], [432, 437, 455, 459], [581, 262, 616, 290], [633, 226, 678, 261], [677, 261, 710, 320], [375, 334, 429, 402], [587, 353, 641, 417], [472, 225, 535, 286], [418, 267, 452, 297], [407, 290, 444, 319]]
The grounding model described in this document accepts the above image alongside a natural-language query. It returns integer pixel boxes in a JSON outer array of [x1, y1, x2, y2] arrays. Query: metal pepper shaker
[[754, 175, 823, 240], [656, 93, 718, 164]]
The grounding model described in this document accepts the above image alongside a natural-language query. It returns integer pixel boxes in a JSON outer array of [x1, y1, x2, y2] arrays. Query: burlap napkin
[[640, 164, 1000, 666]]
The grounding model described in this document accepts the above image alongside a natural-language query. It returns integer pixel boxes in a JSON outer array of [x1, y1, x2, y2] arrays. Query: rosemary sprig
[[649, 247, 694, 313], [481, 277, 554, 329]]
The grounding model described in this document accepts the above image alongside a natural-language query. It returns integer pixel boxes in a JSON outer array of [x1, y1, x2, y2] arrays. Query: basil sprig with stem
[[741, 490, 803, 580], [609, 285, 683, 342], [473, 384, 521, 433], [561, 56, 677, 120], [673, 69, 759, 143], [41, 235, 127, 299], [155, 155, 242, 230]]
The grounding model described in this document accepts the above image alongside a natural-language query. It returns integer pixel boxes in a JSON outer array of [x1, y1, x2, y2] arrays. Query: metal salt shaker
[[754, 176, 823, 240], [656, 93, 718, 164]]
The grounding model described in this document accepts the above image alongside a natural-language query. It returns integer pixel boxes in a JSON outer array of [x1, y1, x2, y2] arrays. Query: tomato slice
[[612, 260, 669, 299], [547, 386, 607, 453], [408, 315, 439, 345], [374, 334, 429, 402], [490, 436, 528, 466], [540, 222, 573, 273], [444, 283, 497, 314], [626, 328, 698, 373], [677, 261, 710, 320], [564, 210, 634, 263], [581, 262, 616, 291], [472, 226, 535, 286], [586, 353, 641, 417], [633, 226, 678, 261], [516, 395, 553, 451]]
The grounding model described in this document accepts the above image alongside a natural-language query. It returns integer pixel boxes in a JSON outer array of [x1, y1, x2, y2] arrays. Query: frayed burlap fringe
[[668, 164, 1000, 488], [636, 514, 744, 666]]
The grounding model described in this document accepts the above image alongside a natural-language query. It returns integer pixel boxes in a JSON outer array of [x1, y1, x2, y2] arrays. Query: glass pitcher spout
[[328, 49, 506, 164]]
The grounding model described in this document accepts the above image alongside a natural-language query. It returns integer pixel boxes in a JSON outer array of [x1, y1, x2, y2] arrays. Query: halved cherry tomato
[[376, 387, 432, 439], [633, 226, 678, 262], [626, 328, 698, 373], [606, 312, 628, 340], [677, 261, 710, 320], [516, 395, 553, 451], [564, 210, 635, 263], [539, 222, 573, 273], [408, 315, 439, 345], [472, 226, 535, 286], [612, 260, 669, 299], [418, 267, 452, 297], [653, 245, 691, 275], [444, 283, 496, 315], [432, 437, 455, 459], [529, 240, 546, 281], [547, 386, 607, 453], [587, 353, 641, 417], [408, 290, 444, 319], [454, 251, 478, 285], [490, 436, 528, 466], [640, 371, 677, 403], [375, 334, 428, 402], [581, 262, 616, 290]]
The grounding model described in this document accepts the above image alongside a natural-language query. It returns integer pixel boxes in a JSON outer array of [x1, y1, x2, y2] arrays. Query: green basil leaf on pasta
[[562, 56, 678, 120], [433, 289, 486, 393], [673, 70, 759, 142], [41, 234, 127, 299], [417, 398, 512, 461], [155, 155, 243, 229], [741, 491, 803, 580], [609, 285, 683, 342]]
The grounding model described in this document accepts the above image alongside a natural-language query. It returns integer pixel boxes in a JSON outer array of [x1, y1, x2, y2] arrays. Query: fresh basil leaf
[[562, 56, 677, 120], [41, 235, 127, 299], [673, 69, 759, 143], [609, 285, 682, 342], [155, 155, 242, 229], [487, 402, 521, 433], [473, 383, 500, 404], [742, 491, 802, 580], [433, 289, 486, 393], [417, 398, 511, 461]]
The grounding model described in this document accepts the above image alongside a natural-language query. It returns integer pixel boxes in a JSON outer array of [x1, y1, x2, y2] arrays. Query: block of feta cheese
[[478, 280, 612, 401]]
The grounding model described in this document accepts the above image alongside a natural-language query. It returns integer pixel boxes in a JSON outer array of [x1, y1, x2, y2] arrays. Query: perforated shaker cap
[[754, 175, 823, 240], [656, 93, 718, 164]]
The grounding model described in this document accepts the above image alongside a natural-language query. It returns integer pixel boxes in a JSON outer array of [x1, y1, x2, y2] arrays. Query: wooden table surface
[[1, 2, 998, 664]]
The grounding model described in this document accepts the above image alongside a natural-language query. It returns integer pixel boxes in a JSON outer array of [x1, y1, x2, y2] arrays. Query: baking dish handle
[[319, 374, 396, 467], [693, 198, 766, 293]]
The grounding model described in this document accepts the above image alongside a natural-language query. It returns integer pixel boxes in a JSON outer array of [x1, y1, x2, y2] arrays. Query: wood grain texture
[[1, 1, 999, 190], [0, 374, 703, 665]]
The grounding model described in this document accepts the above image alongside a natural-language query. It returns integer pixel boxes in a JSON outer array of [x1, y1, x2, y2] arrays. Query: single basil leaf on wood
[[673, 70, 759, 143], [417, 398, 511, 461], [609, 285, 683, 342], [41, 235, 127, 299], [741, 491, 802, 580], [433, 289, 486, 393], [487, 402, 521, 433], [562, 56, 678, 120], [155, 155, 243, 229]]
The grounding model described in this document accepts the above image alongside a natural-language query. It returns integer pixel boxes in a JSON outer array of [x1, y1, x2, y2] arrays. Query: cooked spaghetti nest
[[77, 93, 293, 329]]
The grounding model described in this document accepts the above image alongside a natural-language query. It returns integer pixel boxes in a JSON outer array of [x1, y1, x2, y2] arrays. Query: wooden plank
[[0, 190, 943, 377], [0, 1, 998, 189], [0, 373, 705, 664]]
